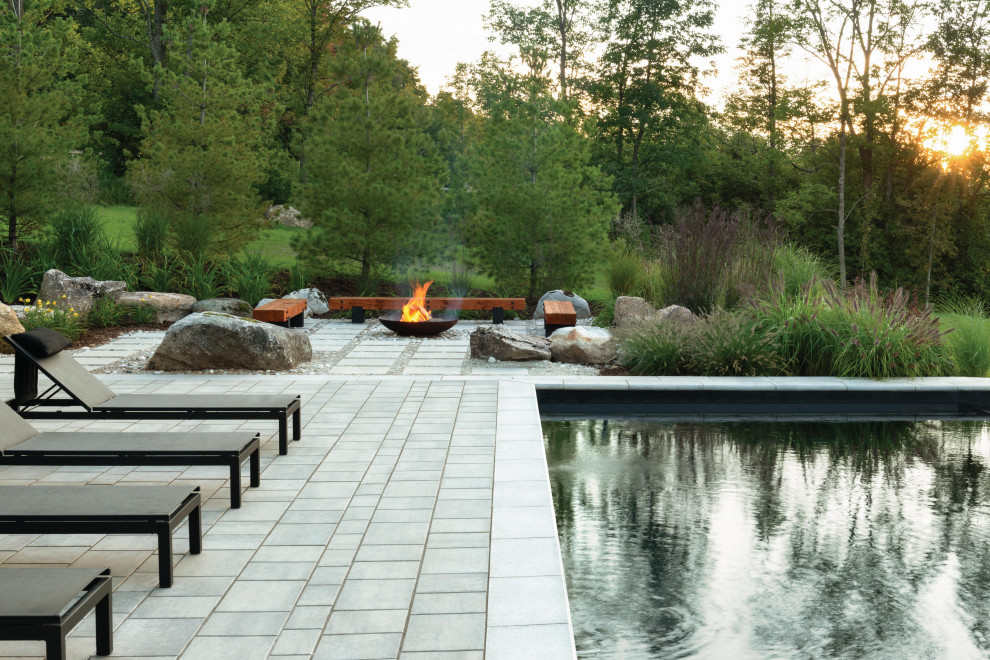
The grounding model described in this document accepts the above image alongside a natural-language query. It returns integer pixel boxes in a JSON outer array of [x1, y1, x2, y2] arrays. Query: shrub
[[688, 310, 786, 376], [20, 297, 85, 340], [88, 295, 126, 328], [657, 202, 778, 313], [605, 245, 642, 298], [48, 205, 104, 266], [752, 273, 952, 378], [182, 255, 223, 300], [73, 236, 137, 286], [773, 244, 836, 299], [141, 255, 181, 293], [0, 248, 35, 304], [129, 301, 158, 325], [134, 207, 171, 261], [619, 320, 694, 375], [288, 262, 309, 292], [446, 261, 474, 297], [173, 214, 214, 264], [938, 299, 990, 377], [593, 299, 615, 328], [226, 252, 273, 306], [636, 260, 673, 308]]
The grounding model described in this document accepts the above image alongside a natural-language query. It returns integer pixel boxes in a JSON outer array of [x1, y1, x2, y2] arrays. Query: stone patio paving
[[0, 336, 576, 659]]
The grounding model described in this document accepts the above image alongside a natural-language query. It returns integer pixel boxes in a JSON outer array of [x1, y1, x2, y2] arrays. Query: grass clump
[[938, 298, 990, 377]]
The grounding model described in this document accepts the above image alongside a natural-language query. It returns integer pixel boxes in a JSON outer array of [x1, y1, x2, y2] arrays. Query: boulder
[[192, 298, 254, 318], [657, 304, 696, 324], [255, 298, 276, 308], [285, 288, 328, 316], [266, 205, 313, 229], [148, 312, 312, 371], [535, 290, 591, 320], [470, 325, 551, 361], [0, 302, 25, 354], [114, 291, 195, 323], [550, 326, 618, 365], [39, 269, 127, 316], [613, 296, 656, 328]]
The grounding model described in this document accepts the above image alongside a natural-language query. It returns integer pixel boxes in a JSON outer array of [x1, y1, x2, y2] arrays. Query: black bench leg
[[189, 504, 202, 555], [157, 527, 173, 588], [45, 630, 66, 660], [351, 305, 365, 323], [278, 414, 288, 455], [291, 312, 304, 328], [229, 460, 242, 509], [493, 307, 504, 324], [96, 587, 113, 656], [250, 448, 261, 487], [293, 407, 301, 440]]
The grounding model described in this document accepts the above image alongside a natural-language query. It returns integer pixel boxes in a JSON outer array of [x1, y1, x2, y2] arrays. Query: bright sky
[[361, 0, 751, 101]]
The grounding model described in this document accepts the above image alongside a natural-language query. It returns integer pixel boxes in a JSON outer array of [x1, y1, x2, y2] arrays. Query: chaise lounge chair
[[5, 329, 302, 455], [0, 485, 201, 588], [0, 401, 260, 508], [0, 567, 112, 660]]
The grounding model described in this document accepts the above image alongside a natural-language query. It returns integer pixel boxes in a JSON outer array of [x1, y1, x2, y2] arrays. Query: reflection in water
[[543, 419, 990, 659]]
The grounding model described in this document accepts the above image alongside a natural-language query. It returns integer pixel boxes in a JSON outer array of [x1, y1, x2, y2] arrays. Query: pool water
[[543, 419, 990, 659]]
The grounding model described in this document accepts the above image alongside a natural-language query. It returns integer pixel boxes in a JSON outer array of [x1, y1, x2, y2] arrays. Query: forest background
[[1, 0, 988, 306]]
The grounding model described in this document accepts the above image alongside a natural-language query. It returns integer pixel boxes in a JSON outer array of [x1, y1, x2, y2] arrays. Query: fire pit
[[379, 313, 458, 337], [381, 281, 458, 337]]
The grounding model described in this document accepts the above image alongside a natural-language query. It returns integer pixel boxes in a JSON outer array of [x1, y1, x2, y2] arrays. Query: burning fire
[[400, 281, 433, 322]]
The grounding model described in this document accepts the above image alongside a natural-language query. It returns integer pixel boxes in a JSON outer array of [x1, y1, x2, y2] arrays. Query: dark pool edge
[[533, 378, 990, 416]]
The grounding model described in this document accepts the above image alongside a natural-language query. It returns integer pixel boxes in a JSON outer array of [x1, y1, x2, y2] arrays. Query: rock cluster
[[114, 291, 195, 323], [39, 270, 126, 316], [265, 205, 313, 228], [470, 325, 551, 361], [148, 312, 312, 371]]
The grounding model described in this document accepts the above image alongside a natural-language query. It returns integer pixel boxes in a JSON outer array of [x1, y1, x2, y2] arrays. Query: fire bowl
[[379, 313, 458, 337]]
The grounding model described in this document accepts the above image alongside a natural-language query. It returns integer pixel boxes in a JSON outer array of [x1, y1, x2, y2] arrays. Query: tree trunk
[[925, 206, 937, 309], [837, 126, 847, 289], [555, 0, 567, 101], [150, 1, 168, 102]]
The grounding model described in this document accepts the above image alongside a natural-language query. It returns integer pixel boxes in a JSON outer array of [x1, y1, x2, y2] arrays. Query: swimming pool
[[543, 418, 990, 659]]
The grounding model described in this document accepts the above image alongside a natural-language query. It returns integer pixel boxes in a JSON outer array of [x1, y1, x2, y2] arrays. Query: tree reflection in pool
[[543, 419, 990, 659]]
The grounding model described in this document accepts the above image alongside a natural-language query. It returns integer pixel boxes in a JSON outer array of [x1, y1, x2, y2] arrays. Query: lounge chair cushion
[[11, 328, 71, 358]]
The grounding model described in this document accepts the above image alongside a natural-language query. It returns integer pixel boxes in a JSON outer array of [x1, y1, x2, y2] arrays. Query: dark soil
[[597, 364, 631, 377]]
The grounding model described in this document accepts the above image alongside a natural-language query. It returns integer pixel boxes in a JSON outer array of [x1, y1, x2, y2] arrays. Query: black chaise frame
[[0, 567, 112, 660], [0, 401, 260, 508], [5, 335, 302, 455], [0, 485, 202, 588]]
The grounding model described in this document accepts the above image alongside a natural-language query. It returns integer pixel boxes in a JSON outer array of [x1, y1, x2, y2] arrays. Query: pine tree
[[297, 22, 445, 287], [127, 3, 267, 258], [469, 65, 618, 299], [0, 2, 91, 249]]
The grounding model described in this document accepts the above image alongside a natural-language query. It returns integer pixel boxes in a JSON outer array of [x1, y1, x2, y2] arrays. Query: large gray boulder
[[148, 312, 312, 371], [39, 269, 126, 317], [535, 290, 591, 320], [114, 291, 195, 323], [192, 298, 254, 318], [657, 304, 696, 324], [285, 288, 328, 316], [613, 296, 656, 328], [470, 325, 551, 361], [550, 326, 618, 365]]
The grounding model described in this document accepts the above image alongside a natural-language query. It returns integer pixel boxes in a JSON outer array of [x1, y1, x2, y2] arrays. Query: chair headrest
[[9, 328, 71, 358]]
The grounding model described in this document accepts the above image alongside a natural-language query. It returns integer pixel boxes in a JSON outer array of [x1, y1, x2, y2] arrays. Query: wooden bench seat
[[253, 298, 306, 327], [327, 297, 526, 324], [544, 300, 577, 336]]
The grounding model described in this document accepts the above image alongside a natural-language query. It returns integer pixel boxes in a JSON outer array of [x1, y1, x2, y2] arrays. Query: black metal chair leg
[[157, 528, 172, 588], [95, 586, 113, 656], [250, 448, 261, 487], [189, 504, 202, 555], [229, 460, 241, 509], [293, 408, 301, 440], [45, 630, 66, 660], [278, 415, 288, 455]]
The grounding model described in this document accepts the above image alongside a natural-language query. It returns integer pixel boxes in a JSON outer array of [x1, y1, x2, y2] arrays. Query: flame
[[400, 281, 433, 322]]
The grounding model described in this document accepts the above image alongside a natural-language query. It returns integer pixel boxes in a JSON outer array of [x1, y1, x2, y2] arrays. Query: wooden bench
[[253, 298, 306, 327], [544, 300, 577, 336], [327, 297, 527, 324]]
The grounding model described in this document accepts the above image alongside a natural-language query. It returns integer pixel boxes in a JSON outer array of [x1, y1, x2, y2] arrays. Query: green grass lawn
[[93, 205, 302, 267]]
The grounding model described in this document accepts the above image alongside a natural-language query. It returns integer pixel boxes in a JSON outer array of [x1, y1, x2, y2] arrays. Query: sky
[[361, 0, 753, 101]]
